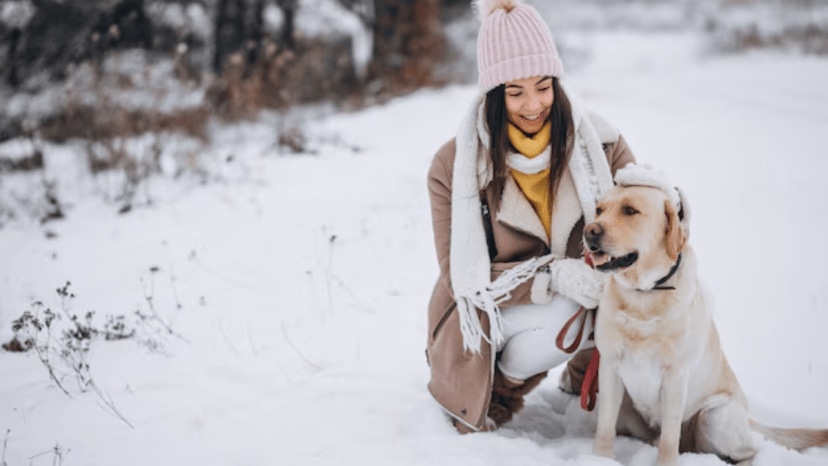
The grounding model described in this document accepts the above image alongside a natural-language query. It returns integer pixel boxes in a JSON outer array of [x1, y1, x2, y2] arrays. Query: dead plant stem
[[2, 429, 9, 466], [280, 320, 322, 372]]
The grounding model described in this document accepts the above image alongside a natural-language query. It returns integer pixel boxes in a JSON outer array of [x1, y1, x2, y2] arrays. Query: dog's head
[[583, 185, 687, 290]]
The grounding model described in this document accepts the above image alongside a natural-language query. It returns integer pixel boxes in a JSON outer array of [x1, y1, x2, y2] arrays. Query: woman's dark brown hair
[[484, 77, 574, 213]]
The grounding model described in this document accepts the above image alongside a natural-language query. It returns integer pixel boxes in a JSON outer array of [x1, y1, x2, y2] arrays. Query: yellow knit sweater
[[508, 122, 552, 236]]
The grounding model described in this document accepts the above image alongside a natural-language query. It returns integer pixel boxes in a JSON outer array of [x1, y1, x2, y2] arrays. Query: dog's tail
[[750, 420, 828, 450]]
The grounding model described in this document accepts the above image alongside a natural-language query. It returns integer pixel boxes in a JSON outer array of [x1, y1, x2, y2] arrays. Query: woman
[[426, 0, 636, 433]]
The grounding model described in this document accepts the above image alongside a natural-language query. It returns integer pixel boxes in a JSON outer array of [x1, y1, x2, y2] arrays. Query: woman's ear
[[664, 199, 686, 261]]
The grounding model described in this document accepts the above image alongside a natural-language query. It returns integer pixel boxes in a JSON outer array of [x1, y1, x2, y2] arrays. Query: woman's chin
[[515, 120, 543, 135]]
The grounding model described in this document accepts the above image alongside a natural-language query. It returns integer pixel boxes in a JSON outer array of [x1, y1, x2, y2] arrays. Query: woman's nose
[[525, 93, 543, 111]]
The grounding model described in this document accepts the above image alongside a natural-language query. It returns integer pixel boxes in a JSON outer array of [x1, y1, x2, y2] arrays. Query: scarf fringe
[[457, 255, 548, 353]]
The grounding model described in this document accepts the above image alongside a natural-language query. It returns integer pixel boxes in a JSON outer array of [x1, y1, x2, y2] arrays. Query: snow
[[296, 0, 374, 80], [2, 21, 828, 466], [146, 2, 212, 42], [2, 49, 206, 129], [0, 1, 34, 29]]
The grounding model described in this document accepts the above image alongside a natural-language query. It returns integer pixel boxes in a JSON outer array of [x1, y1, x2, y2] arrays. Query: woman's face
[[504, 76, 554, 136]]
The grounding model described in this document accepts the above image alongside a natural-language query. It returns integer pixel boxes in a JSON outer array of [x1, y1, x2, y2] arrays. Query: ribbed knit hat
[[475, 0, 564, 93]]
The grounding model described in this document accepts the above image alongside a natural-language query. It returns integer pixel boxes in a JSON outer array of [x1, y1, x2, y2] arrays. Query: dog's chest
[[609, 312, 681, 423], [616, 350, 667, 423]]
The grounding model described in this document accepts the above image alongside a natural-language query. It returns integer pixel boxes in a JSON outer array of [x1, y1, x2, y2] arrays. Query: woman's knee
[[498, 328, 570, 380]]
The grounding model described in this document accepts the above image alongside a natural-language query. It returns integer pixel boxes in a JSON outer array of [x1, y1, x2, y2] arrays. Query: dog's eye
[[623, 206, 638, 216], [596, 207, 603, 216]]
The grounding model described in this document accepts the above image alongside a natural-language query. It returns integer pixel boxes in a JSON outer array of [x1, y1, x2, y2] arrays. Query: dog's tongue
[[586, 250, 611, 268]]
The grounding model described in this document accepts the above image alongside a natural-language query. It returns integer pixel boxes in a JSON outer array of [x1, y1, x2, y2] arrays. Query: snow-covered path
[[2, 30, 828, 466]]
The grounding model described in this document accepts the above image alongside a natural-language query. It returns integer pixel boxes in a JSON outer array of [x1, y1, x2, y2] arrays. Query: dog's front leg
[[656, 369, 689, 466], [593, 360, 624, 459]]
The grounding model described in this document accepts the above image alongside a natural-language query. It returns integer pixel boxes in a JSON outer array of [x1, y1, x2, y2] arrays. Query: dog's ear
[[676, 186, 691, 240], [664, 199, 686, 261]]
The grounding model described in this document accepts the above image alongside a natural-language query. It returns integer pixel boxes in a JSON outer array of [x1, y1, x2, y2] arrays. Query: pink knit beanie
[[476, 0, 564, 93]]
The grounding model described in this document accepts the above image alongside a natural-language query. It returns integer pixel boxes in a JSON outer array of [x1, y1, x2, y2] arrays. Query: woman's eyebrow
[[506, 77, 552, 89]]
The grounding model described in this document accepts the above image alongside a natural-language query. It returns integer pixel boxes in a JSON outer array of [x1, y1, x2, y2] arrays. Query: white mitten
[[547, 258, 606, 309]]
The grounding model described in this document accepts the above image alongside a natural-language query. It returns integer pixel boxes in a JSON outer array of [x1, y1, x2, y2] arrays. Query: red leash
[[580, 251, 600, 412], [580, 348, 600, 411]]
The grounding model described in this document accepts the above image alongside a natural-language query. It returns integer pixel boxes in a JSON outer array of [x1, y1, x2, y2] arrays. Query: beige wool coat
[[426, 114, 635, 432]]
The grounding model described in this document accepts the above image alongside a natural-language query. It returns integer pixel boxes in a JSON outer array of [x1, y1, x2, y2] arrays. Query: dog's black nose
[[584, 222, 603, 250]]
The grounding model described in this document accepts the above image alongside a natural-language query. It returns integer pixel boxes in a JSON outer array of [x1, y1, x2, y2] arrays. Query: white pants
[[495, 294, 594, 381]]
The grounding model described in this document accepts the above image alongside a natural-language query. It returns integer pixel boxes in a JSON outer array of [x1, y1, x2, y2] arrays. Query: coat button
[[461, 409, 467, 416]]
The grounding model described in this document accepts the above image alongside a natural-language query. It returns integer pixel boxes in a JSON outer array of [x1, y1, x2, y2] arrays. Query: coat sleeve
[[427, 140, 542, 308], [427, 142, 455, 300], [606, 134, 636, 176]]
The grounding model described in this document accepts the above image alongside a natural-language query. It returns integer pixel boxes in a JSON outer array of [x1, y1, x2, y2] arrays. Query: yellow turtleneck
[[508, 122, 552, 236]]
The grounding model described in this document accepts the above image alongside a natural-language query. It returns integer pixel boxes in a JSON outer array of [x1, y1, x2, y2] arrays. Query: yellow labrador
[[584, 184, 828, 466]]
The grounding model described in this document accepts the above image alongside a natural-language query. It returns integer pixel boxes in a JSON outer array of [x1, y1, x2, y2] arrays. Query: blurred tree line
[[0, 0, 471, 142]]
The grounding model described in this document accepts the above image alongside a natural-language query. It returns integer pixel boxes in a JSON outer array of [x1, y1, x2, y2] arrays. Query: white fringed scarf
[[450, 90, 615, 354]]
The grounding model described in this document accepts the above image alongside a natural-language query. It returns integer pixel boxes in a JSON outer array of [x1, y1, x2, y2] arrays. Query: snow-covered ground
[[2, 23, 828, 466]]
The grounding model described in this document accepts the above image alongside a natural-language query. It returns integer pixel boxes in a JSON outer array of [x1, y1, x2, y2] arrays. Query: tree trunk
[[214, 0, 271, 72], [276, 0, 297, 49], [370, 0, 443, 88], [214, 0, 245, 72], [5, 28, 21, 87]]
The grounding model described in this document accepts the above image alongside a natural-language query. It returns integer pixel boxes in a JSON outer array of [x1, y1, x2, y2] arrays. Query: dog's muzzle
[[583, 222, 639, 271], [584, 222, 603, 252]]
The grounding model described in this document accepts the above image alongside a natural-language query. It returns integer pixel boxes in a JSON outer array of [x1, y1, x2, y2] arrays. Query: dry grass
[[0, 23, 450, 225], [206, 36, 361, 119], [38, 105, 211, 144]]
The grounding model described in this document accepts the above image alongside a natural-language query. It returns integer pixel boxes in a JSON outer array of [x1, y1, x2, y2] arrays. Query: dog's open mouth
[[588, 250, 639, 271]]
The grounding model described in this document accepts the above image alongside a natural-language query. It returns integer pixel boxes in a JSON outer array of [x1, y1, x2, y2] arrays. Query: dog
[[583, 183, 828, 465]]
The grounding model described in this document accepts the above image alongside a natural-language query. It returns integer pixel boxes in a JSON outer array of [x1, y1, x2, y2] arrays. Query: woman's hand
[[546, 258, 605, 309]]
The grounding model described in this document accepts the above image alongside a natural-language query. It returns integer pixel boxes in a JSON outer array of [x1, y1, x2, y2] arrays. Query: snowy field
[[3, 25, 828, 466]]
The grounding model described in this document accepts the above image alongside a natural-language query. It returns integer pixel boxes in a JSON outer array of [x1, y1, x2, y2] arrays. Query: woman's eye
[[538, 86, 551, 92], [624, 206, 638, 215], [507, 93, 522, 98]]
